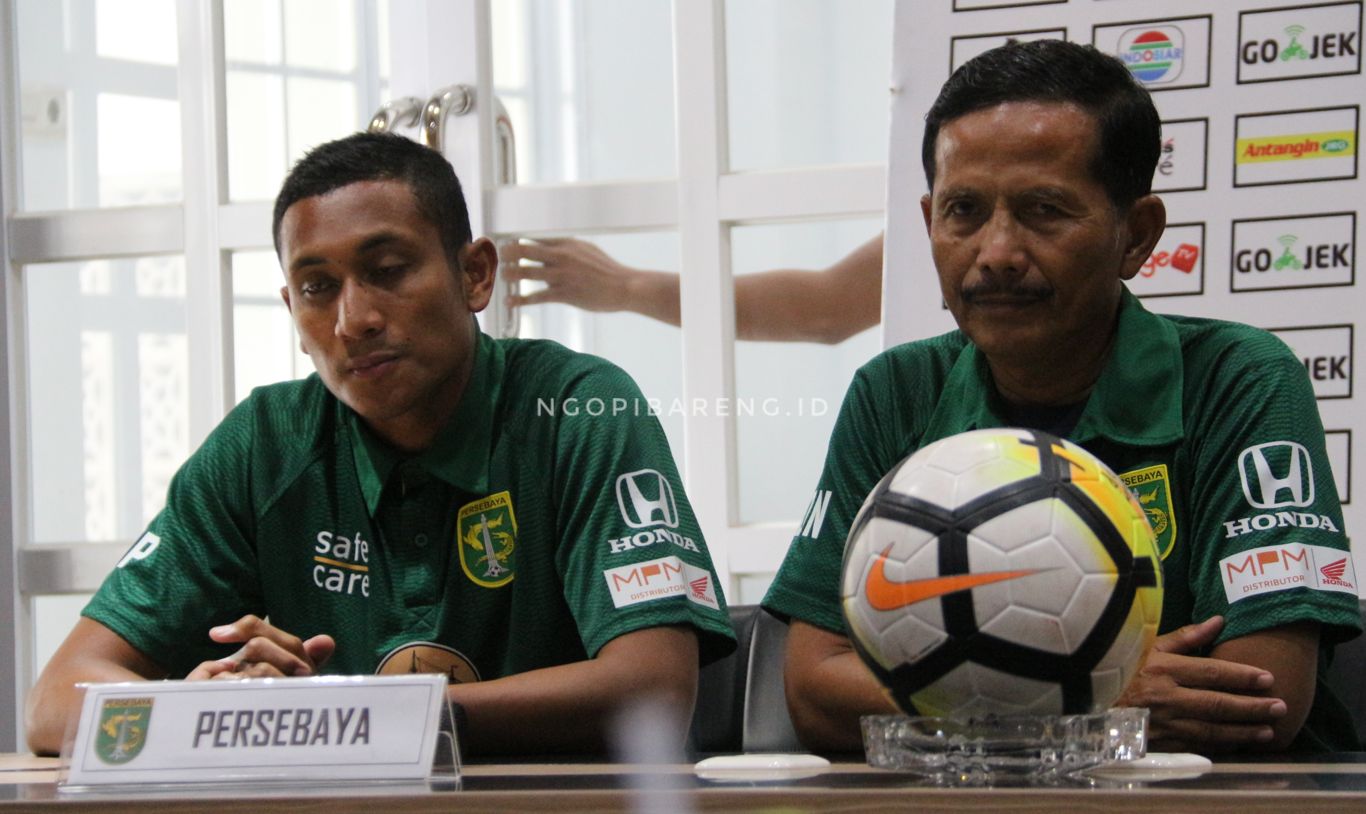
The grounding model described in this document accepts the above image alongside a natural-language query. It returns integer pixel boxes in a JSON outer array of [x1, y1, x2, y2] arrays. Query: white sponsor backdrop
[[884, 0, 1363, 592]]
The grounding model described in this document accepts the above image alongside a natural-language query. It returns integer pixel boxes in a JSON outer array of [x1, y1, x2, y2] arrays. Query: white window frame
[[0, 0, 892, 748]]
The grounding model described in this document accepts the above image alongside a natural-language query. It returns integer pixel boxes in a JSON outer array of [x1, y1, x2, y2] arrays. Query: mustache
[[961, 284, 1053, 303]]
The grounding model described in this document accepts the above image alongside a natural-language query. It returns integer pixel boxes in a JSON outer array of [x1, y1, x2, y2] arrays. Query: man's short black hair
[[922, 39, 1161, 208], [272, 132, 473, 264]]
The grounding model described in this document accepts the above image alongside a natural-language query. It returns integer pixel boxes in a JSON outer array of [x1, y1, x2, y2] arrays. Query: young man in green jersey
[[28, 133, 735, 756], [763, 40, 1359, 754]]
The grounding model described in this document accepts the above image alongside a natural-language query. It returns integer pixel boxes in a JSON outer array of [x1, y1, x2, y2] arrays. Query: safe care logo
[[1231, 213, 1356, 292], [1234, 106, 1359, 186], [1238, 3, 1363, 83]]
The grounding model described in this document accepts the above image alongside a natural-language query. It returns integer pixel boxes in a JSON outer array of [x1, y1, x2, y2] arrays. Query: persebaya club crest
[[1122, 464, 1177, 560], [95, 697, 153, 764], [457, 491, 517, 588]]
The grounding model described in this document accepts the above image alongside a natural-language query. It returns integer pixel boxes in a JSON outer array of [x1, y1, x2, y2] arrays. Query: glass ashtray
[[861, 707, 1148, 783]]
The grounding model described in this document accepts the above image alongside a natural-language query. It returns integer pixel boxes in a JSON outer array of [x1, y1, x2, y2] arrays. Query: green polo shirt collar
[[924, 288, 1184, 448], [347, 330, 504, 515]]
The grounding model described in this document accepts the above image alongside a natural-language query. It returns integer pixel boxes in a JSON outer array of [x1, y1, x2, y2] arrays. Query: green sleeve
[[81, 400, 265, 676], [1184, 330, 1360, 645], [763, 358, 907, 634], [550, 362, 736, 665]]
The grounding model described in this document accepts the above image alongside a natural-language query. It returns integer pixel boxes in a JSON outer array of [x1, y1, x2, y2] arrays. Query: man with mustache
[[763, 39, 1359, 754], [27, 132, 735, 757]]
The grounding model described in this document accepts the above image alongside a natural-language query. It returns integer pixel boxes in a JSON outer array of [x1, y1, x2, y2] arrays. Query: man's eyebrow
[[287, 232, 409, 274], [357, 232, 406, 253]]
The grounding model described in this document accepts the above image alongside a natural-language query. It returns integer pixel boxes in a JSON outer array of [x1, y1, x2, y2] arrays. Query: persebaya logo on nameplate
[[95, 697, 152, 764], [64, 675, 449, 788]]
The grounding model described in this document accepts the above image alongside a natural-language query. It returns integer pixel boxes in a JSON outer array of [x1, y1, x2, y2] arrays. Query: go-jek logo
[[1120, 26, 1185, 83], [1237, 3, 1362, 84]]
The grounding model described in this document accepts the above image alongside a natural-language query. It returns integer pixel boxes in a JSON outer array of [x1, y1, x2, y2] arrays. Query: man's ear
[[921, 193, 934, 235], [1118, 195, 1167, 281], [459, 237, 498, 312]]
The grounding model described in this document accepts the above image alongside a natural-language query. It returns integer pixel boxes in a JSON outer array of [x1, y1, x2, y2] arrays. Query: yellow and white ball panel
[[888, 429, 1043, 510]]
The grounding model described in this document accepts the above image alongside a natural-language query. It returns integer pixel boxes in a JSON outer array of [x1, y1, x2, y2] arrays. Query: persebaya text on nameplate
[[63, 674, 448, 787]]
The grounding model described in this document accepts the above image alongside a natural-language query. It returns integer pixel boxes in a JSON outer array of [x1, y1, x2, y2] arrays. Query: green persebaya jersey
[[87, 332, 735, 682], [764, 289, 1361, 751]]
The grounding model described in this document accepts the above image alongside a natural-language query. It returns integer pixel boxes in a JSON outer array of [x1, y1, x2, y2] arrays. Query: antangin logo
[[1240, 441, 1315, 508], [313, 529, 371, 597], [457, 491, 517, 588], [1220, 543, 1357, 602], [615, 469, 678, 528], [1121, 465, 1177, 559], [1094, 17, 1211, 91], [1234, 106, 1359, 186], [1232, 213, 1355, 292], [96, 697, 153, 764], [1238, 3, 1362, 83]]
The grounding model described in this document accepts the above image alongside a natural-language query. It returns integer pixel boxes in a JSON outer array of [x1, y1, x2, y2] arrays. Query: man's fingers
[[1140, 650, 1274, 693], [303, 634, 336, 670], [1152, 615, 1225, 655], [1150, 717, 1277, 751], [503, 263, 551, 283], [186, 658, 237, 681], [234, 637, 314, 676]]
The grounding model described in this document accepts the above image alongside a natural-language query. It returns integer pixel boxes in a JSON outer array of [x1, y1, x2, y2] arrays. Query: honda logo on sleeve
[[1238, 441, 1315, 508], [615, 469, 679, 528]]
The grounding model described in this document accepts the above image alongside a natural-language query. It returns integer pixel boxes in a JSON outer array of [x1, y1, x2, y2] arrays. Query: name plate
[[61, 674, 449, 788]]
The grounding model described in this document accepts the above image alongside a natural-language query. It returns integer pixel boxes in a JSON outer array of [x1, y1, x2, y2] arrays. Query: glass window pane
[[16, 0, 182, 209], [25, 257, 190, 544], [225, 73, 288, 201], [232, 251, 311, 404], [732, 219, 882, 524], [224, 0, 284, 65], [492, 0, 675, 184], [284, 0, 357, 72], [512, 232, 685, 459], [286, 77, 360, 159], [96, 0, 178, 66], [225, 1, 390, 203], [725, 0, 893, 171]]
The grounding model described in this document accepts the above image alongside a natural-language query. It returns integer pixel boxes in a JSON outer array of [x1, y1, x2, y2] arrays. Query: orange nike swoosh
[[864, 545, 1040, 611]]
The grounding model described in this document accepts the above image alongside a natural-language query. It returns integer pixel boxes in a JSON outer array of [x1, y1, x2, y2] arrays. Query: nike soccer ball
[[841, 428, 1163, 718]]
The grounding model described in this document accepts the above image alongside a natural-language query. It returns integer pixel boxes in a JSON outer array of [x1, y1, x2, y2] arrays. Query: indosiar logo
[[1093, 17, 1211, 90], [1120, 27, 1185, 83], [1238, 3, 1362, 83]]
